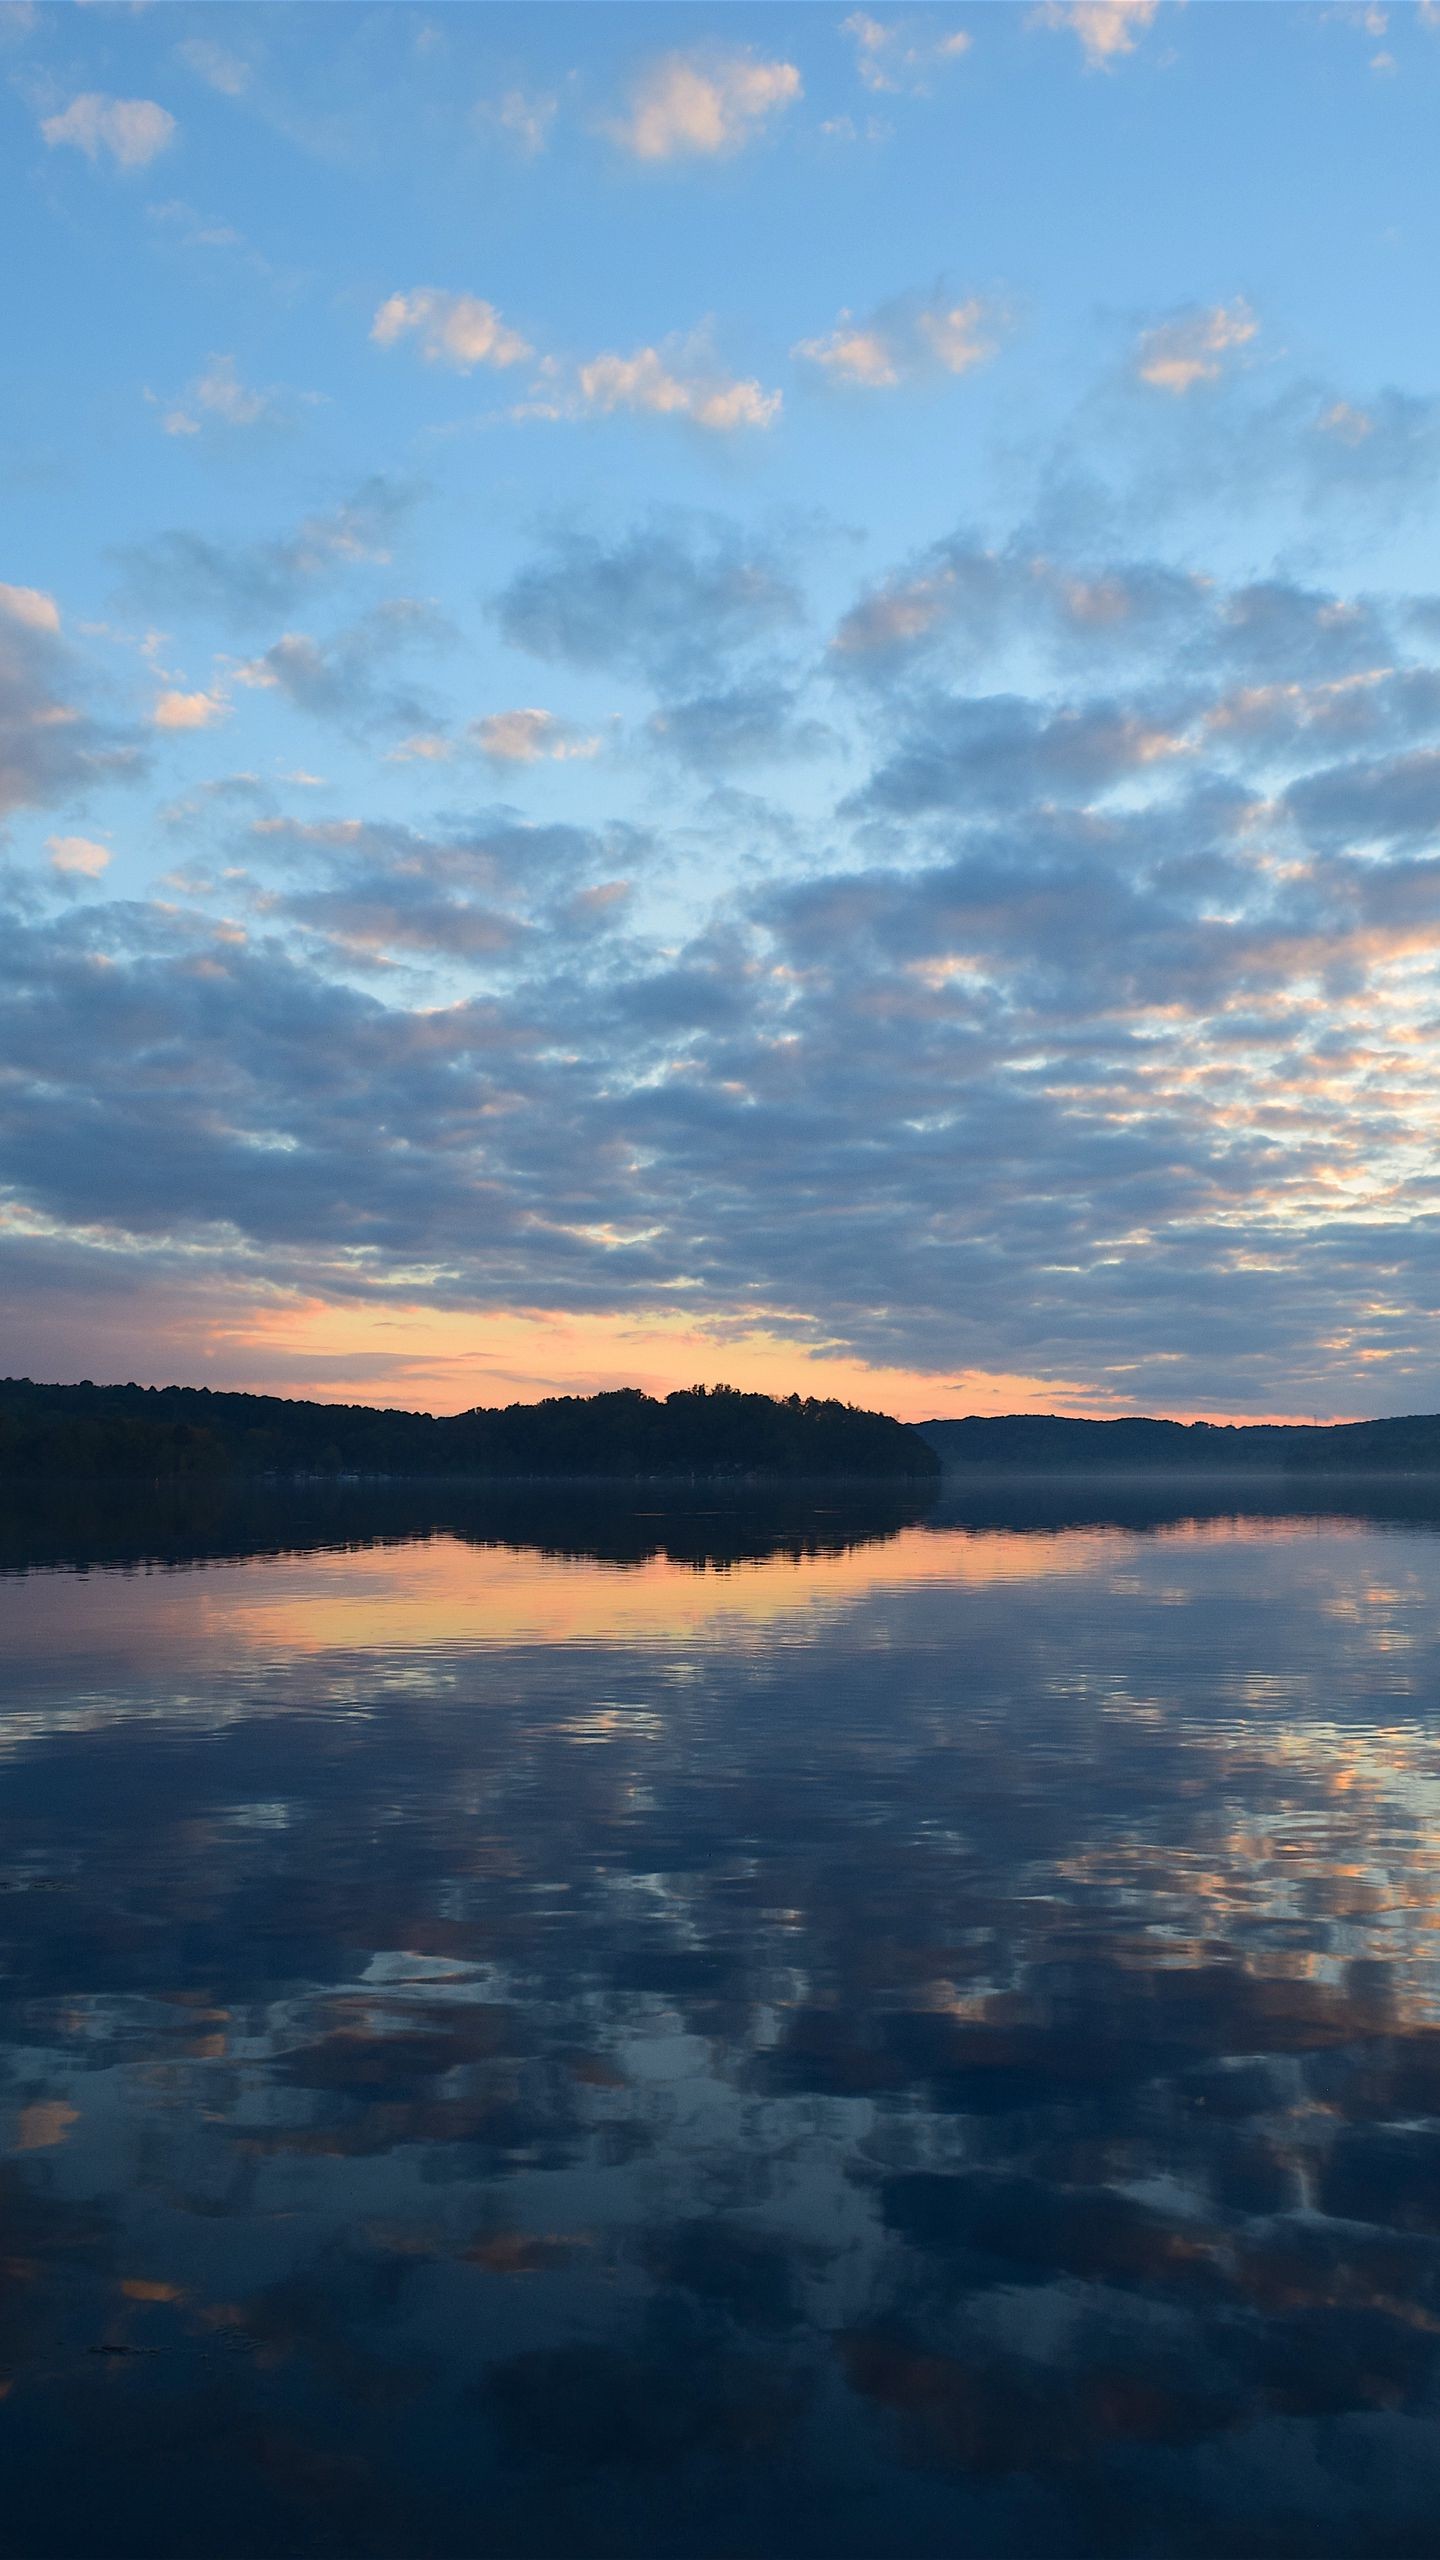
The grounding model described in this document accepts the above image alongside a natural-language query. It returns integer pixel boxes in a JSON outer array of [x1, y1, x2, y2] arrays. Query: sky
[[5, 0, 1440, 1421]]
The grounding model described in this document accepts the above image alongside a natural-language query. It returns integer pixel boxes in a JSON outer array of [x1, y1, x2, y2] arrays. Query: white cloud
[[794, 321, 900, 388], [841, 13, 973, 95], [795, 291, 1002, 389], [574, 343, 781, 433], [161, 354, 282, 438], [473, 709, 602, 764], [918, 300, 1000, 373], [40, 93, 176, 170], [607, 48, 801, 160], [176, 36, 250, 97], [391, 710, 603, 766], [153, 687, 228, 730], [372, 294, 776, 435], [46, 834, 110, 877], [0, 582, 61, 634], [1033, 0, 1161, 66], [1136, 298, 1258, 394], [371, 288, 532, 373], [476, 87, 557, 156]]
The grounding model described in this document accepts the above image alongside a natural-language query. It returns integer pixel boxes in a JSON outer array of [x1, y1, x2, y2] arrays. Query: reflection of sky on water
[[4, 1499, 1440, 2554]]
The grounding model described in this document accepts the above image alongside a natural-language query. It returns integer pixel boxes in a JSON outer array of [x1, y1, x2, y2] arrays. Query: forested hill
[[0, 1378, 938, 1483], [917, 1413, 1440, 1472]]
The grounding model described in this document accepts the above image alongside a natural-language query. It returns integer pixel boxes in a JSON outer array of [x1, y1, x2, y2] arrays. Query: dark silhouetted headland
[[918, 1411, 1440, 1473], [0, 1378, 937, 1484], [13, 1380, 1440, 1486]]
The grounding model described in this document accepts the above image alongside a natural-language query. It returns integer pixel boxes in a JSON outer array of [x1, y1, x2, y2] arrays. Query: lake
[[3, 1481, 1440, 2556]]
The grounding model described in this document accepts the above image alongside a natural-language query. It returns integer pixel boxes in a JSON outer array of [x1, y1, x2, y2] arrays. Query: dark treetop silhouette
[[0, 1378, 938, 1484], [10, 1379, 1440, 1483]]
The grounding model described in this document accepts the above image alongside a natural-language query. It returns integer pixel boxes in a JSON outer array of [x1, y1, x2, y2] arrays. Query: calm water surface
[[4, 1485, 1440, 2557]]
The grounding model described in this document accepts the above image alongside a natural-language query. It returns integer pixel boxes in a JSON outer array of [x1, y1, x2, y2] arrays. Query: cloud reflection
[[3, 1498, 1440, 2551]]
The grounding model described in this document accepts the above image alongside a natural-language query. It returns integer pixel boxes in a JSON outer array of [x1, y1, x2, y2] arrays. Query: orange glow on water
[[2, 1523, 1096, 1667], [0, 1509, 1387, 1675]]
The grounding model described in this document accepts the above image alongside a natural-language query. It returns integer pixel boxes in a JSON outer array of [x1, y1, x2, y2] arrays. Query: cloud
[[795, 320, 901, 391], [606, 48, 801, 161], [17, 454, 1440, 1414], [389, 710, 603, 768], [1319, 400, 1372, 447], [795, 289, 1003, 390], [1300, 385, 1440, 509], [495, 518, 803, 690], [117, 479, 416, 626], [159, 353, 288, 438], [370, 298, 776, 436], [471, 709, 602, 765], [816, 112, 894, 146], [1032, 0, 1162, 67], [234, 600, 446, 734], [0, 582, 60, 635], [1136, 298, 1258, 394], [7, 565, 1440, 1414], [475, 87, 557, 156], [1023, 370, 1440, 554], [1215, 579, 1391, 682], [146, 198, 247, 255], [248, 812, 628, 969], [40, 93, 176, 170], [845, 690, 1198, 819], [1322, 3, 1395, 74], [1202, 664, 1440, 764], [175, 35, 250, 97], [841, 13, 973, 95], [569, 341, 781, 433], [1284, 746, 1440, 852], [830, 538, 1206, 675], [46, 834, 110, 877], [648, 684, 832, 770], [152, 687, 228, 731], [0, 587, 140, 813], [371, 288, 532, 374]]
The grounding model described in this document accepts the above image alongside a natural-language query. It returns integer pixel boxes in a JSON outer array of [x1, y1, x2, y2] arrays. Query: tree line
[[0, 1378, 939, 1484], [917, 1412, 1440, 1472]]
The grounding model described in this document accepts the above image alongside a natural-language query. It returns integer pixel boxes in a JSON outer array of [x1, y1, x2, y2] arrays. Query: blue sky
[[5, 0, 1440, 1418]]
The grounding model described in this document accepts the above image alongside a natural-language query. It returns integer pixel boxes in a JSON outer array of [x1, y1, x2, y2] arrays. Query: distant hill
[[0, 1377, 938, 1485], [916, 1412, 1440, 1473]]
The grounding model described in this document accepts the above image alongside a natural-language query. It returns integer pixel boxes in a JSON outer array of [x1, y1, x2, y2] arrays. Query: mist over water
[[4, 1488, 1440, 2556]]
